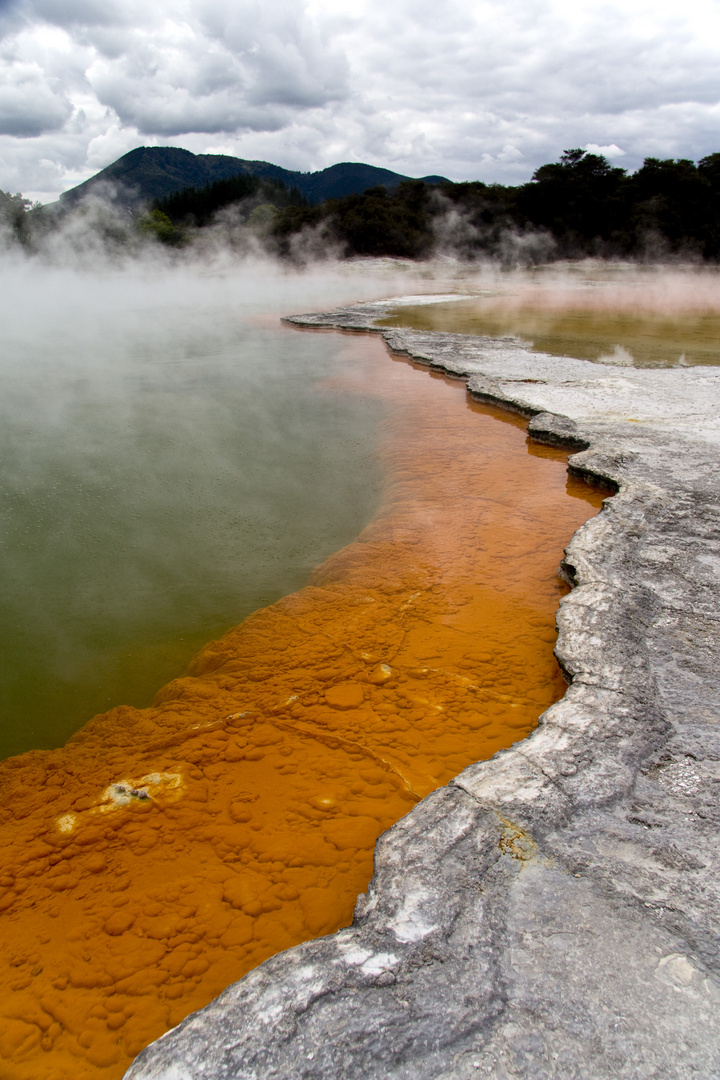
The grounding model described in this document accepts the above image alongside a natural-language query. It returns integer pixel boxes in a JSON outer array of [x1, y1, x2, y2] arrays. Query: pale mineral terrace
[[125, 299, 720, 1079]]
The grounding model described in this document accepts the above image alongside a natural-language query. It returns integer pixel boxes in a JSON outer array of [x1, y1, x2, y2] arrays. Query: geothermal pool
[[0, 317, 604, 1079], [8, 261, 718, 1079], [381, 267, 720, 367]]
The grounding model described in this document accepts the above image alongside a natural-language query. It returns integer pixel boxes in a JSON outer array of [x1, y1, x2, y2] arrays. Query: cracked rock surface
[[125, 301, 720, 1079]]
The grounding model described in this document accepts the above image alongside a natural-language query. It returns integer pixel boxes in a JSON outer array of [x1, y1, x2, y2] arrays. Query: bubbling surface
[[0, 333, 603, 1079]]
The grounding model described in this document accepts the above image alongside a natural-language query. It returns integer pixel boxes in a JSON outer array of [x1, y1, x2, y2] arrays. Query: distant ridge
[[60, 146, 449, 207]]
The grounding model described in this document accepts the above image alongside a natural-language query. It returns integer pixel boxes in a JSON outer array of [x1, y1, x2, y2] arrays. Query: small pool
[[381, 266, 720, 367]]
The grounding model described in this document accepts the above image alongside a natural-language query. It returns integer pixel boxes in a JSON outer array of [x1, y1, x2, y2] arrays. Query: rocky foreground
[[126, 301, 720, 1079]]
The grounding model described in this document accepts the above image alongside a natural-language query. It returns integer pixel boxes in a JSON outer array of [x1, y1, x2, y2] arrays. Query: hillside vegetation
[[271, 150, 720, 261], [57, 146, 446, 208], [3, 148, 720, 263]]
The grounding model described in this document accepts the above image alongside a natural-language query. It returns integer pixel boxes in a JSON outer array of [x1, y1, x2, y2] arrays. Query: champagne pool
[[0, 266, 605, 1080]]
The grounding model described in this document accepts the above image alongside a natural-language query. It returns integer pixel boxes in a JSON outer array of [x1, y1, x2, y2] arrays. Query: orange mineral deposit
[[0, 331, 604, 1080]]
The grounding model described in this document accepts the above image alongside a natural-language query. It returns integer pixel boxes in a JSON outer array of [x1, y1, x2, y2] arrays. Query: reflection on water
[[381, 268, 720, 367], [0, 332, 604, 1080]]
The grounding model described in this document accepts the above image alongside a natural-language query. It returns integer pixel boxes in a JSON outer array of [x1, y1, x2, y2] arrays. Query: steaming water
[[5, 258, 713, 760], [0, 260, 427, 760], [382, 266, 720, 367]]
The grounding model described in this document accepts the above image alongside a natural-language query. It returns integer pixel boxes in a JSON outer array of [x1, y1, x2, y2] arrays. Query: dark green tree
[[273, 181, 435, 259], [516, 149, 627, 252], [154, 174, 305, 227], [623, 157, 714, 256]]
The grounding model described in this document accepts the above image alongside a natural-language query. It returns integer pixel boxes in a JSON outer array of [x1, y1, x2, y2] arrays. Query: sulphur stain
[[498, 819, 538, 863]]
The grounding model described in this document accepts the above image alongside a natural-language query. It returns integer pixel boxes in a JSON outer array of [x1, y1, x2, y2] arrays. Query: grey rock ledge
[[126, 300, 720, 1079]]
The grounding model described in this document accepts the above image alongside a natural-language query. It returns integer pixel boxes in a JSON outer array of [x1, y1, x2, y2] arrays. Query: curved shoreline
[[0, 328, 598, 1080], [126, 302, 720, 1079]]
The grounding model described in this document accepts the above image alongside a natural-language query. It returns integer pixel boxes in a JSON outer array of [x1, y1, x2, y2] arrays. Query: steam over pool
[[382, 263, 720, 367], [2, 255, 719, 758], [0, 258, 440, 759]]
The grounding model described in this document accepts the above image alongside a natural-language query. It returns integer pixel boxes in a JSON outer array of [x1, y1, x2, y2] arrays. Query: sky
[[1, 0, 719, 202]]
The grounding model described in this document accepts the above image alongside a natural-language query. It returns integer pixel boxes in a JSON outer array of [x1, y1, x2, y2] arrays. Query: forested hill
[[59, 146, 448, 207], [6, 147, 720, 262]]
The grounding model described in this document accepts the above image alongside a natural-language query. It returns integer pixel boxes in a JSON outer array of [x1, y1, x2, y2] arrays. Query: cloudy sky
[[1, 0, 719, 202]]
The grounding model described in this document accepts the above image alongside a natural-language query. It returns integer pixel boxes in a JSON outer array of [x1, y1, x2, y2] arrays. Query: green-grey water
[[0, 262, 407, 760], [381, 269, 720, 367]]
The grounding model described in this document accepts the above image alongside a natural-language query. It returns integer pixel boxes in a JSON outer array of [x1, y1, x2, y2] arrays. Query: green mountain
[[60, 146, 448, 207]]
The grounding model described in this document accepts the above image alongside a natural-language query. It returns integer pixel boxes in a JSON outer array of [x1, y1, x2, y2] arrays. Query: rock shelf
[[126, 301, 720, 1079]]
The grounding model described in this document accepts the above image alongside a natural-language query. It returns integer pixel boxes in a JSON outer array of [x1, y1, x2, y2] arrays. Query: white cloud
[[585, 143, 626, 159], [0, 0, 719, 201], [0, 56, 71, 134], [79, 2, 349, 138]]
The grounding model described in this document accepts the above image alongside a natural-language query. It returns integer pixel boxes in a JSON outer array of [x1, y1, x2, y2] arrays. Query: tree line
[[271, 149, 720, 261], [3, 149, 720, 262]]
